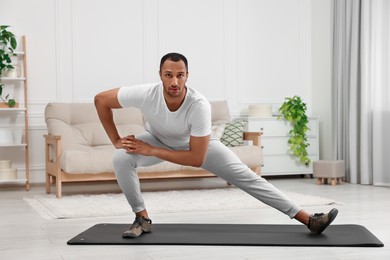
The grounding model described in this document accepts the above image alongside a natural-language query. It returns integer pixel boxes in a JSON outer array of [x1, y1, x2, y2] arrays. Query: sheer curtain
[[332, 0, 390, 187]]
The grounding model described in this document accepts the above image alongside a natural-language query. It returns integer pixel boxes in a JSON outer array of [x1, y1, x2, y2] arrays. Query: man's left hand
[[122, 135, 154, 156]]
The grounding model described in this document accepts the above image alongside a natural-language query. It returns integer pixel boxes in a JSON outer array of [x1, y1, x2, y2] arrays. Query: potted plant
[[278, 96, 311, 165], [0, 25, 17, 108]]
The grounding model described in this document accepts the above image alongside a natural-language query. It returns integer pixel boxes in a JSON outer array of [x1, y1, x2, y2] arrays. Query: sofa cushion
[[60, 145, 182, 174], [45, 103, 146, 148], [46, 101, 262, 175], [211, 124, 226, 140], [211, 100, 231, 124], [61, 146, 114, 174], [61, 145, 262, 174]]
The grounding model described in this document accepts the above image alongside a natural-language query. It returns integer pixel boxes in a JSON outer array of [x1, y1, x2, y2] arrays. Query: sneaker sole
[[122, 228, 152, 239], [122, 232, 140, 238], [316, 208, 338, 234]]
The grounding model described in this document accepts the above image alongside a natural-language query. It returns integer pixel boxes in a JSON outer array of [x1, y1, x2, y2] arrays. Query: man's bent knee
[[112, 149, 138, 170]]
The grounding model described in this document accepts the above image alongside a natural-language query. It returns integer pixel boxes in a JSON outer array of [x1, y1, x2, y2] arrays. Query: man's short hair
[[160, 53, 188, 72]]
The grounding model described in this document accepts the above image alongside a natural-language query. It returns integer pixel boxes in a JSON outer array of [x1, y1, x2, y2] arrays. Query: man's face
[[159, 60, 188, 98]]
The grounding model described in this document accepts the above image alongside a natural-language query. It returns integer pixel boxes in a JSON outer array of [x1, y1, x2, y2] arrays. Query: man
[[94, 52, 338, 238]]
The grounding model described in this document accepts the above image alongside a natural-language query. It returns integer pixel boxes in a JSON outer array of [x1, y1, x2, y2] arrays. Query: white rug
[[23, 188, 340, 220]]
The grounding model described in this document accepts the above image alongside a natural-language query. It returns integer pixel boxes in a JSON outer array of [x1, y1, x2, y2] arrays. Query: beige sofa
[[44, 101, 263, 198]]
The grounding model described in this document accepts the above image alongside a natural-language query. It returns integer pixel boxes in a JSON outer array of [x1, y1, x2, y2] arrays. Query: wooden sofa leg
[[46, 172, 51, 194], [56, 175, 62, 198]]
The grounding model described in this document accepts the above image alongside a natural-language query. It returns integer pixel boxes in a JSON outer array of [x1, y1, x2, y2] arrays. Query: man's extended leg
[[201, 140, 338, 233], [201, 140, 302, 218]]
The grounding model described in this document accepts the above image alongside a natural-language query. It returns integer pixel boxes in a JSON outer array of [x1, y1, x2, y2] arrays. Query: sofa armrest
[[44, 134, 63, 196], [44, 134, 62, 164], [44, 134, 61, 143], [243, 132, 262, 146]]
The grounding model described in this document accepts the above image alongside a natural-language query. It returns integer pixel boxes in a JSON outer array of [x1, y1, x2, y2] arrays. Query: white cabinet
[[247, 117, 319, 176], [0, 36, 29, 190]]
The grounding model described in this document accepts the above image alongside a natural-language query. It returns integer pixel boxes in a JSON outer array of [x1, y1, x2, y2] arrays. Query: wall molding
[[1, 0, 314, 184]]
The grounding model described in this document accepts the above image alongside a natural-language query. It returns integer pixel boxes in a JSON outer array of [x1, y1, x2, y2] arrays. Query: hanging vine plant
[[278, 96, 311, 165], [0, 25, 17, 107], [0, 25, 17, 75]]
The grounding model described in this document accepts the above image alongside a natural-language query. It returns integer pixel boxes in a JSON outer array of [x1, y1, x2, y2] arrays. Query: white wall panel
[[55, 0, 74, 102], [157, 0, 225, 100], [142, 0, 160, 83], [0, 0, 325, 183], [72, 0, 144, 101], [236, 0, 311, 112], [0, 0, 58, 102]]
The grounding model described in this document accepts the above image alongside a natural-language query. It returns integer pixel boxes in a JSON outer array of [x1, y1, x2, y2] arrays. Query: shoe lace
[[131, 218, 142, 229], [308, 213, 325, 228], [131, 217, 152, 229]]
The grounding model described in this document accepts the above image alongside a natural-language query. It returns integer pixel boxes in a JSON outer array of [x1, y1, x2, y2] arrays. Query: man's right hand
[[113, 138, 125, 149]]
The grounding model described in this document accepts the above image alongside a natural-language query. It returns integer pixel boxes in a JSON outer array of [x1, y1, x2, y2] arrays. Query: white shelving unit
[[247, 117, 319, 177], [0, 36, 29, 190]]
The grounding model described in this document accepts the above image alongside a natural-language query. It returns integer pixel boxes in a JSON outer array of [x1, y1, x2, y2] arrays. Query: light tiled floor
[[0, 177, 389, 259]]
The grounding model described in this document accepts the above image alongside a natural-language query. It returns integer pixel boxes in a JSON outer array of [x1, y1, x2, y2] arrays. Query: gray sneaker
[[308, 208, 338, 234], [122, 216, 152, 238]]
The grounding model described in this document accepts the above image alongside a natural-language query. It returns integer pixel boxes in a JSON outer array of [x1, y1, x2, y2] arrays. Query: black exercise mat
[[67, 223, 384, 247]]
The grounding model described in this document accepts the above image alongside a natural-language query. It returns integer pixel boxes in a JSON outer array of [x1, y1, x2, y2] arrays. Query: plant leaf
[[277, 95, 310, 166], [10, 37, 17, 50]]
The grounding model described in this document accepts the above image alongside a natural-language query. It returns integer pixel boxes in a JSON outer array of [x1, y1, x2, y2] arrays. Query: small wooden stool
[[313, 160, 345, 186]]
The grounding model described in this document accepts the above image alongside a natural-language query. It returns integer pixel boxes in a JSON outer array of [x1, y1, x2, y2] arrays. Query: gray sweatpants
[[113, 131, 302, 218]]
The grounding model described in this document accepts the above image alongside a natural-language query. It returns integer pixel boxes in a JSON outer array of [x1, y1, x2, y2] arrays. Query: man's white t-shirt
[[117, 82, 211, 149]]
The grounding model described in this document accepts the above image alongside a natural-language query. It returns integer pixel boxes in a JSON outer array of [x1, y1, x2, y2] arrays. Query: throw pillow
[[220, 119, 248, 147], [211, 124, 226, 140]]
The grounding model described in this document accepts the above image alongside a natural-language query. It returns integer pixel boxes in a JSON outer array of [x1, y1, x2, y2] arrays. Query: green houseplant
[[278, 96, 311, 165], [0, 25, 17, 108]]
